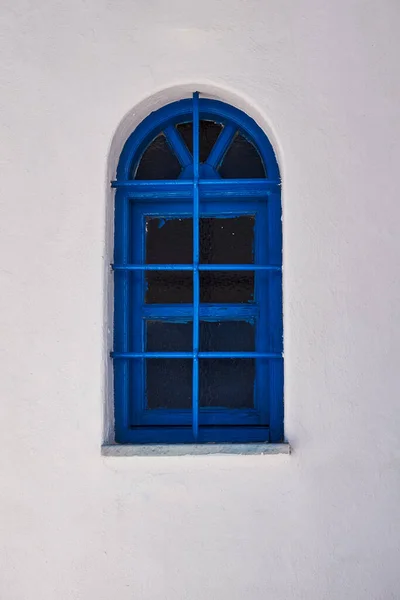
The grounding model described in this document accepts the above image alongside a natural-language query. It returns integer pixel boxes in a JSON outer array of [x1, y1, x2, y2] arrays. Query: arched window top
[[116, 98, 280, 182]]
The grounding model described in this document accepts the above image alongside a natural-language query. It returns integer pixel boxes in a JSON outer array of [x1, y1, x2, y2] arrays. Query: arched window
[[112, 93, 283, 444]]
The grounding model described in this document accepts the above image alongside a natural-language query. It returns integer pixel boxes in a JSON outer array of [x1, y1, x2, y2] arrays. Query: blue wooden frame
[[112, 94, 283, 444]]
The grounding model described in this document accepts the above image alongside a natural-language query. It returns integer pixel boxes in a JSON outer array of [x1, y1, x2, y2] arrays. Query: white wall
[[1, 1, 400, 598]]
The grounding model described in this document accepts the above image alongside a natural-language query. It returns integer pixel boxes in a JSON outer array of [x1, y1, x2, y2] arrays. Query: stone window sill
[[101, 443, 290, 457]]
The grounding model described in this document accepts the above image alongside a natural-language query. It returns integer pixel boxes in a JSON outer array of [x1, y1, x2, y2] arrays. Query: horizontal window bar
[[113, 264, 193, 271], [142, 303, 259, 319], [111, 352, 282, 359], [112, 179, 280, 189], [114, 426, 270, 445], [200, 178, 280, 191], [199, 352, 281, 359], [112, 178, 280, 199], [112, 180, 191, 189], [136, 407, 261, 427], [113, 264, 281, 271], [112, 352, 193, 359], [199, 264, 280, 271]]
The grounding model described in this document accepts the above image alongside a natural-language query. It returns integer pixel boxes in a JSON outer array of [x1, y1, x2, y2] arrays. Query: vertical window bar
[[114, 190, 130, 439], [267, 190, 284, 442], [192, 92, 200, 440]]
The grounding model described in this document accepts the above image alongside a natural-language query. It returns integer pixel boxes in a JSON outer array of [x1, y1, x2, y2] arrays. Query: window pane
[[176, 120, 223, 163], [218, 132, 265, 178], [146, 321, 192, 352], [146, 272, 193, 303], [146, 216, 254, 264], [200, 321, 255, 352], [146, 217, 192, 264], [146, 359, 192, 409], [145, 217, 255, 302], [145, 217, 193, 303], [133, 134, 181, 179], [200, 216, 254, 264], [200, 271, 254, 303], [199, 359, 254, 408]]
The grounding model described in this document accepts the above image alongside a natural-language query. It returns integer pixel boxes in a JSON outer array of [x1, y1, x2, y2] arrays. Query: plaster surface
[[1, 1, 400, 599]]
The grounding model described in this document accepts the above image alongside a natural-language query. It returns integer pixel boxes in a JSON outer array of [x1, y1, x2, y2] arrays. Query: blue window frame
[[112, 93, 283, 444]]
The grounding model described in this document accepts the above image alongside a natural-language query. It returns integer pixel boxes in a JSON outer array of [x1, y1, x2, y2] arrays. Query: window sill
[[101, 443, 290, 457]]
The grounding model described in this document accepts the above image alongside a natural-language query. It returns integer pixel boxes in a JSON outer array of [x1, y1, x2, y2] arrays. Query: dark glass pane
[[199, 359, 254, 408], [176, 120, 223, 163], [145, 217, 193, 303], [146, 217, 192, 264], [146, 216, 254, 265], [200, 217, 254, 264], [146, 272, 192, 303], [200, 321, 255, 352], [133, 134, 182, 180], [219, 132, 265, 178], [146, 359, 192, 408], [200, 271, 254, 303], [176, 123, 192, 154], [146, 321, 192, 352]]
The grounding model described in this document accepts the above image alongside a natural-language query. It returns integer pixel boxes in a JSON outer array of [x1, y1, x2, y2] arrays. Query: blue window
[[112, 93, 283, 444]]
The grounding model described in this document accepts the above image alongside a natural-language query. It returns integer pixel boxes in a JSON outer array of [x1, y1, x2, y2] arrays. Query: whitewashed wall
[[2, 1, 400, 598]]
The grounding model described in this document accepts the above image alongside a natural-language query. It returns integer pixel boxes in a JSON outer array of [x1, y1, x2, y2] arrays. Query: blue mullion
[[137, 408, 261, 427], [164, 124, 192, 167], [114, 352, 193, 359], [199, 264, 280, 271], [114, 264, 193, 271], [113, 264, 281, 271], [192, 92, 200, 441], [130, 204, 146, 424], [116, 426, 270, 445], [134, 199, 263, 216], [113, 189, 130, 441], [200, 352, 280, 359], [112, 178, 280, 190], [205, 122, 237, 169], [267, 191, 284, 442], [112, 352, 282, 359], [139, 211, 147, 417], [200, 179, 280, 198], [142, 303, 259, 320], [254, 201, 270, 425], [111, 178, 280, 199]]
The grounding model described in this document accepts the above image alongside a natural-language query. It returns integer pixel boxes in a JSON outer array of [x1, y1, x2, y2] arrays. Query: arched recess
[[106, 88, 283, 445]]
